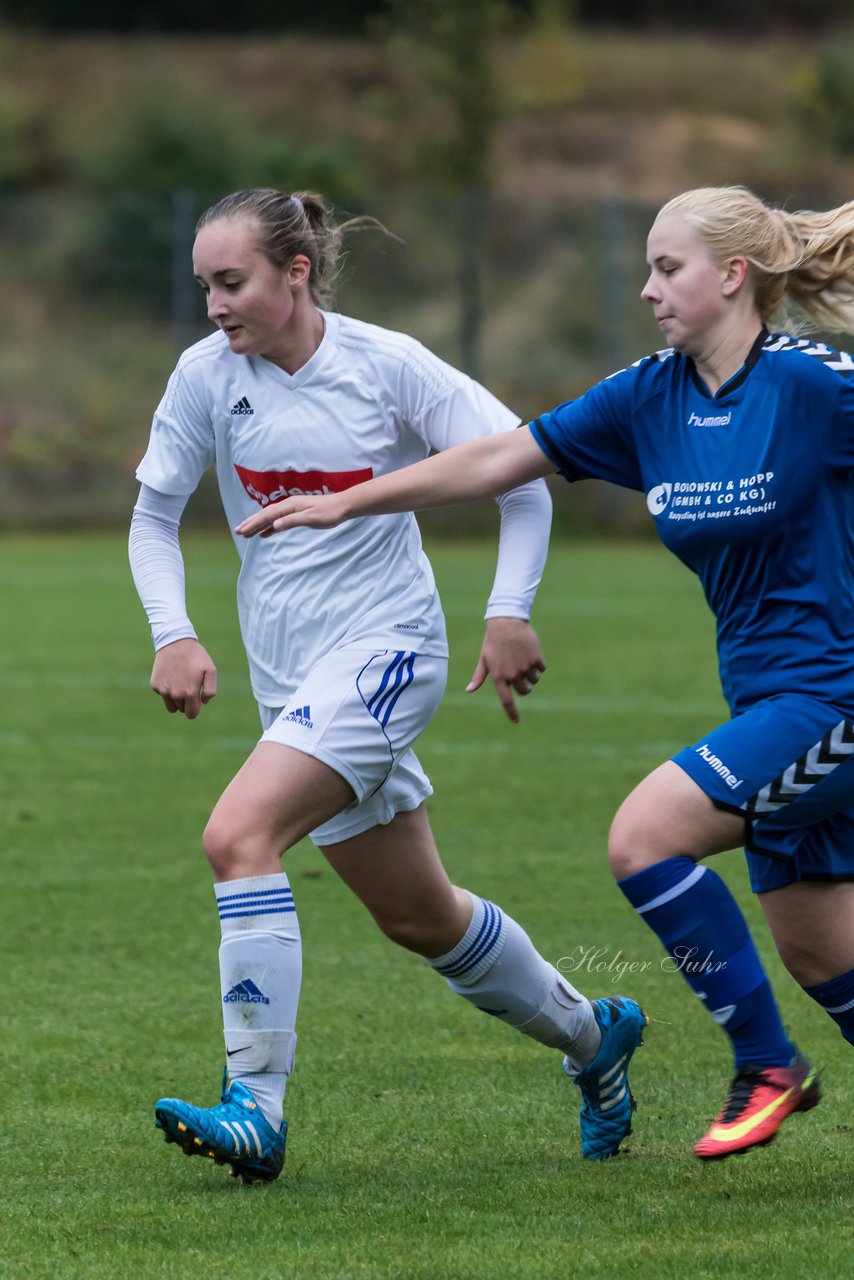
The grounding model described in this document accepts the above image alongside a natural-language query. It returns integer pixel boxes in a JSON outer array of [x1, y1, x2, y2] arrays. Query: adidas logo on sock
[[230, 396, 254, 416], [284, 705, 313, 729], [223, 978, 270, 1005]]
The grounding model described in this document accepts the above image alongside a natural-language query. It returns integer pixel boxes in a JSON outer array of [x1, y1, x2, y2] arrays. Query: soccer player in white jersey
[[240, 185, 854, 1163], [130, 188, 646, 1183]]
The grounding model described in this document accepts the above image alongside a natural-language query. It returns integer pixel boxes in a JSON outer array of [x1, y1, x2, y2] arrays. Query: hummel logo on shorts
[[230, 396, 254, 415]]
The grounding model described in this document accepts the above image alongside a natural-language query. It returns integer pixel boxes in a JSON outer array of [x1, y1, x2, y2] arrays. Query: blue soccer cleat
[[155, 1071, 287, 1184], [565, 995, 648, 1160]]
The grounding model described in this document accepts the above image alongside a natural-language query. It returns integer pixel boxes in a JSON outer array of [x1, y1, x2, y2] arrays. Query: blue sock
[[803, 967, 854, 1046], [618, 856, 794, 1069]]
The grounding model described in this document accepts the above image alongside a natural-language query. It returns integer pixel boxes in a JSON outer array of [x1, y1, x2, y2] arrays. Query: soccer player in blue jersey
[[239, 185, 854, 1160]]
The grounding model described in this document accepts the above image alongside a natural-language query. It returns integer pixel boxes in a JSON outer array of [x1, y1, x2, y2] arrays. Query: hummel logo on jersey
[[231, 396, 254, 416], [687, 410, 731, 427], [223, 979, 270, 1005], [284, 705, 313, 729]]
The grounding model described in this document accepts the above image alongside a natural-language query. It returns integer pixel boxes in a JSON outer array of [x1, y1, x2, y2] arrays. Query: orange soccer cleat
[[694, 1050, 821, 1160]]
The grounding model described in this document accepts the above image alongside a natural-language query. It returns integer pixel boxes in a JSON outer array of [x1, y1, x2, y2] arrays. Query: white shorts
[[258, 646, 448, 846]]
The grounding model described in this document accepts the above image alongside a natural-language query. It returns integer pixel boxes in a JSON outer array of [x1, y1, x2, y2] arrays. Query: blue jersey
[[530, 331, 854, 717]]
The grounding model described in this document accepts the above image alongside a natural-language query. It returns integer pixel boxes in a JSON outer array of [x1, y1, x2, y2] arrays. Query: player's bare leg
[[323, 805, 647, 1160], [610, 762, 819, 1159]]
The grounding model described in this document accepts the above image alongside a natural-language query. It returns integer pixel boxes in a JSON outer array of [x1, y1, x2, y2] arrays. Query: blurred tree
[[385, 0, 512, 379], [794, 40, 854, 157], [66, 89, 368, 317], [501, 0, 584, 112]]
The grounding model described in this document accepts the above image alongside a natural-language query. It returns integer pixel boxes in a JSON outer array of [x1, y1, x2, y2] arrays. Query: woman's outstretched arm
[[235, 428, 555, 538]]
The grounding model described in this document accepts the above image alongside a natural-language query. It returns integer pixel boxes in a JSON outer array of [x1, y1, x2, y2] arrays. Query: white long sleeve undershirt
[[487, 481, 552, 620], [129, 486, 197, 652]]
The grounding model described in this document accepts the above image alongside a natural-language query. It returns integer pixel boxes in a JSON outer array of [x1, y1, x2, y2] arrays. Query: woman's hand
[[466, 617, 546, 723], [151, 637, 218, 719], [235, 493, 348, 538]]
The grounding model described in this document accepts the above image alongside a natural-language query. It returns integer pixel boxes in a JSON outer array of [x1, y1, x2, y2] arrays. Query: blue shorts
[[672, 693, 854, 893]]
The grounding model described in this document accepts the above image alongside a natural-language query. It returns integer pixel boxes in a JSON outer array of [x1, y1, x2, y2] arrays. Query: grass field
[[2, 530, 852, 1280]]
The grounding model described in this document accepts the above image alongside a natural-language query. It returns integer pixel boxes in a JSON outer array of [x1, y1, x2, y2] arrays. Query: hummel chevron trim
[[743, 720, 854, 817], [763, 334, 854, 377]]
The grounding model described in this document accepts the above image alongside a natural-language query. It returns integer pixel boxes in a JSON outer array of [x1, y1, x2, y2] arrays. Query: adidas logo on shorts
[[284, 705, 313, 729]]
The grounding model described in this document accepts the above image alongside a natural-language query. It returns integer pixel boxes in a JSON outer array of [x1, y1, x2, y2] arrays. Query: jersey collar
[[254, 310, 339, 387], [688, 326, 769, 399]]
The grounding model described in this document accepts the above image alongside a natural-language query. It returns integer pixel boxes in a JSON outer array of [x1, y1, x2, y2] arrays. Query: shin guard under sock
[[803, 966, 854, 1047], [215, 872, 301, 1129], [619, 856, 794, 1069], [427, 891, 601, 1064]]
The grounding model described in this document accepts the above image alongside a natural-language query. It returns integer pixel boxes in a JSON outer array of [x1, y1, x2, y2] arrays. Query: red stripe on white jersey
[[235, 464, 374, 507]]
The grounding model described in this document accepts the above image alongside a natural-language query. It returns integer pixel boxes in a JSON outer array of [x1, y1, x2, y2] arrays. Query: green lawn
[[1, 531, 851, 1280]]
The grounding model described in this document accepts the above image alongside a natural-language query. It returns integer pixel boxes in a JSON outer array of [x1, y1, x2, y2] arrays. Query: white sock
[[215, 872, 301, 1130], [428, 891, 601, 1065]]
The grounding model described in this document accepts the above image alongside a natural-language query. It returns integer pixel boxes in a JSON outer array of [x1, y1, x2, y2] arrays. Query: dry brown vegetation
[[3, 26, 853, 205], [0, 24, 852, 527]]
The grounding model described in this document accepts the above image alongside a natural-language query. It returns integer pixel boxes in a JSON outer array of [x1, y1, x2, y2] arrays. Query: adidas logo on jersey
[[231, 396, 254, 416], [223, 979, 270, 1005], [284, 705, 314, 729]]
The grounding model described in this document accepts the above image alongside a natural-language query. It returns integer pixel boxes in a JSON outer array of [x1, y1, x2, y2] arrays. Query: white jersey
[[136, 311, 532, 706]]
